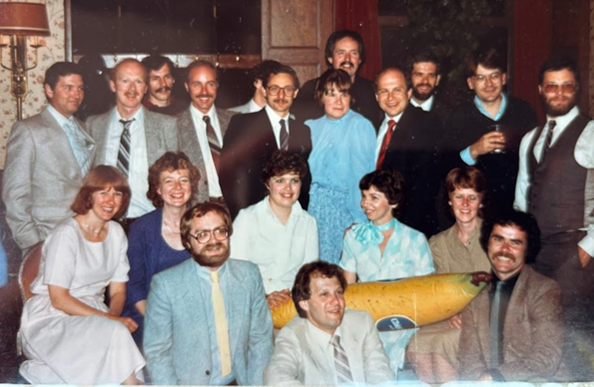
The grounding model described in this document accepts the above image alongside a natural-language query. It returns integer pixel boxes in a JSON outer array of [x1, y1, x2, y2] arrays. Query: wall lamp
[[0, 2, 50, 121]]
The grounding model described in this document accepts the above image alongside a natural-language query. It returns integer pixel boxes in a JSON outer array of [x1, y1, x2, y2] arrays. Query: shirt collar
[[194, 258, 228, 280], [383, 110, 404, 125], [306, 318, 344, 348], [546, 105, 580, 128], [265, 104, 289, 124], [115, 105, 144, 122], [410, 95, 435, 111], [46, 104, 71, 127], [474, 93, 508, 121], [264, 196, 305, 222], [191, 104, 216, 120]]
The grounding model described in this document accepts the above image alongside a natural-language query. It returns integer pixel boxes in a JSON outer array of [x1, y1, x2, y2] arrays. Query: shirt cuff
[[484, 369, 506, 382], [460, 147, 476, 165], [578, 232, 594, 258]]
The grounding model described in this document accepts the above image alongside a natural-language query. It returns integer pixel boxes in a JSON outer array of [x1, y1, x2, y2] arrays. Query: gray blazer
[[2, 108, 95, 250], [144, 258, 273, 385], [176, 106, 236, 202], [86, 106, 179, 167], [264, 309, 395, 385]]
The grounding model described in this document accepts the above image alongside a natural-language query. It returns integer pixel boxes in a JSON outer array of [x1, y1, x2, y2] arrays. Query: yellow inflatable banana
[[271, 272, 491, 330]]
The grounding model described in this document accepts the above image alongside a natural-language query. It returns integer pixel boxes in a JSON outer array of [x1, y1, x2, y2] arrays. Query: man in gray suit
[[264, 262, 394, 385], [177, 60, 236, 204], [3, 62, 95, 252], [86, 58, 179, 223], [144, 202, 273, 385], [229, 60, 281, 114]]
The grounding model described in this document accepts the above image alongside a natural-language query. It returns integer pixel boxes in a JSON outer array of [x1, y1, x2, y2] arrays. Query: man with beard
[[143, 203, 273, 385], [445, 48, 538, 211], [177, 60, 237, 205], [141, 54, 188, 116], [87, 58, 179, 226], [294, 30, 383, 128], [407, 52, 450, 123], [3, 62, 95, 253], [514, 56, 594, 379], [458, 210, 570, 382], [221, 65, 312, 219]]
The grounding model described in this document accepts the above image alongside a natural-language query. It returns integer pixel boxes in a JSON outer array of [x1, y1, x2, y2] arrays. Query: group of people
[[2, 27, 593, 385]]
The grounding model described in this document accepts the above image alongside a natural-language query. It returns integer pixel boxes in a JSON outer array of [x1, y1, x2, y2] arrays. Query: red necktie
[[376, 119, 397, 170]]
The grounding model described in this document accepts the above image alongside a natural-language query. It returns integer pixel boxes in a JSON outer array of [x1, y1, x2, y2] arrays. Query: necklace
[[80, 222, 105, 236], [163, 218, 181, 234]]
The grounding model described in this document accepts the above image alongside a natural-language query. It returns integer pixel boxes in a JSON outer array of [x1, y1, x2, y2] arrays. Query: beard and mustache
[[541, 92, 576, 117], [412, 83, 435, 102], [191, 241, 229, 268]]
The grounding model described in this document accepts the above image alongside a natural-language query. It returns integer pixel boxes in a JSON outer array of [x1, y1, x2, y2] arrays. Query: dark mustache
[[195, 93, 214, 99], [340, 61, 354, 68], [155, 86, 172, 93]]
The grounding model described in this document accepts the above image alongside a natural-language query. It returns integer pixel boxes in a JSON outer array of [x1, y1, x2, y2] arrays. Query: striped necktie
[[331, 335, 353, 384], [279, 119, 289, 150], [541, 120, 556, 162], [210, 271, 232, 377], [117, 119, 134, 177], [204, 115, 221, 173]]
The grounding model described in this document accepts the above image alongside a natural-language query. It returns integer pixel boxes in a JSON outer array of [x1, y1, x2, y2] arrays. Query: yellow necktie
[[210, 271, 232, 376]]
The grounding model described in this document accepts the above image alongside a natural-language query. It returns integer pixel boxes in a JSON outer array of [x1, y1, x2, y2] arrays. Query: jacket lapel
[[41, 109, 85, 180]]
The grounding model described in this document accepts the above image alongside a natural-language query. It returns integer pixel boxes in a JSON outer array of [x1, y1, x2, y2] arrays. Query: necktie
[[204, 116, 221, 173], [117, 119, 134, 177], [541, 120, 557, 161], [279, 119, 289, 150], [489, 281, 504, 368], [210, 271, 232, 377], [376, 119, 397, 170], [331, 335, 353, 384], [63, 118, 91, 177]]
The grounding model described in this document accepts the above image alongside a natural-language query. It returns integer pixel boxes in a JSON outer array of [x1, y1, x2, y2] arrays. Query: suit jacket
[[176, 106, 236, 203], [378, 104, 444, 237], [86, 106, 180, 168], [2, 108, 95, 250], [220, 108, 312, 218], [458, 265, 571, 382], [264, 309, 394, 385], [143, 258, 273, 385]]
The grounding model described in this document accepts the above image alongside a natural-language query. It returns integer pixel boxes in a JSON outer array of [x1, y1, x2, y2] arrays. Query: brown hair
[[464, 48, 505, 79], [147, 151, 200, 207], [359, 169, 405, 218], [314, 68, 352, 105], [292, 262, 347, 318], [71, 165, 131, 219], [261, 150, 308, 186], [444, 166, 487, 218], [180, 203, 233, 250]]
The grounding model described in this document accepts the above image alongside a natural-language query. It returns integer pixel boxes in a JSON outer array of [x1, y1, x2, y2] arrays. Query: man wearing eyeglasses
[[444, 48, 538, 212], [144, 202, 273, 385], [221, 65, 312, 219], [178, 60, 237, 205], [514, 56, 594, 380]]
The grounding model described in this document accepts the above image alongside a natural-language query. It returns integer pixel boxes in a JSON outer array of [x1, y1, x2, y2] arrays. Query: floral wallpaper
[[0, 0, 65, 169]]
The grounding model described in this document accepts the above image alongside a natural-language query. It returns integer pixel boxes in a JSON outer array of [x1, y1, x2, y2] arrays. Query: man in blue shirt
[[144, 202, 273, 385]]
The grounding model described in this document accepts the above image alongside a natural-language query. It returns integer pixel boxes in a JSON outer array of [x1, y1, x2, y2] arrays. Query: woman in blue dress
[[306, 69, 376, 263], [123, 151, 199, 346], [339, 169, 434, 373]]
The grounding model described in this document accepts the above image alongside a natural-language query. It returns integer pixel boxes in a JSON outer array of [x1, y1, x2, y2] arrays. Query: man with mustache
[[141, 54, 188, 116], [407, 52, 450, 123], [220, 65, 312, 219], [458, 210, 570, 382], [444, 48, 537, 212], [514, 56, 594, 380], [294, 30, 383, 128], [177, 60, 237, 205], [87, 58, 180, 228], [3, 62, 95, 253], [144, 203, 273, 385]]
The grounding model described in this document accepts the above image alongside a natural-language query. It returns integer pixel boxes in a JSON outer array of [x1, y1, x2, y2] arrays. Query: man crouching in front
[[264, 262, 395, 385]]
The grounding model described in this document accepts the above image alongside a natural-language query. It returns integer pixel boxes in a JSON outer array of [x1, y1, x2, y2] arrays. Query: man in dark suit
[[458, 210, 570, 382], [3, 62, 95, 252], [406, 52, 450, 124], [87, 58, 179, 224], [221, 65, 312, 219], [294, 30, 383, 127], [375, 67, 443, 237], [177, 60, 236, 204]]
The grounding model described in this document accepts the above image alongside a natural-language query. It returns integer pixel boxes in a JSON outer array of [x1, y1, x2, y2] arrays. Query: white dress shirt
[[190, 104, 224, 197], [514, 106, 594, 256], [104, 108, 153, 218], [306, 321, 344, 386], [410, 95, 435, 112], [264, 105, 290, 149], [230, 197, 318, 293], [375, 112, 404, 162]]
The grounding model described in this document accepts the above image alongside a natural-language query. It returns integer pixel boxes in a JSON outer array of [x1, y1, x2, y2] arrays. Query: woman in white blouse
[[231, 150, 319, 308]]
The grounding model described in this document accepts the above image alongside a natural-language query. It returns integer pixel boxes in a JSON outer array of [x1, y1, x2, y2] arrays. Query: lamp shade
[[0, 2, 50, 36]]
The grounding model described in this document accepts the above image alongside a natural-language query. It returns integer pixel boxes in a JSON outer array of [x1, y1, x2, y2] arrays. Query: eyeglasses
[[473, 72, 502, 84], [543, 83, 577, 94], [189, 227, 229, 244], [267, 85, 296, 96]]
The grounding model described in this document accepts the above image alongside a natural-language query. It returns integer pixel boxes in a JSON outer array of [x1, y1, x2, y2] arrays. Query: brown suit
[[458, 265, 570, 382]]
